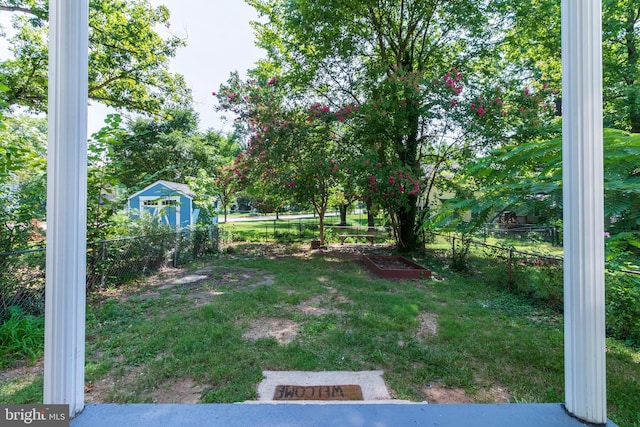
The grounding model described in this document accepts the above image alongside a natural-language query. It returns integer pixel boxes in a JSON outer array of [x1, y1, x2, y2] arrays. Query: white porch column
[[44, 0, 89, 418], [561, 0, 606, 424]]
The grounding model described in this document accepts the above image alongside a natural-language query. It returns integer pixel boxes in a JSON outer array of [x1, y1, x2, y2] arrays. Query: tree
[[0, 0, 191, 114], [498, 0, 640, 132], [86, 114, 128, 242], [110, 107, 210, 190], [188, 163, 237, 223], [215, 73, 361, 245], [248, 0, 499, 251], [452, 129, 640, 235], [0, 114, 47, 252]]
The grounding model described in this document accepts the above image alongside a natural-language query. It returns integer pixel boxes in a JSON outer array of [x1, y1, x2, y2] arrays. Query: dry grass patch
[[422, 384, 473, 403], [243, 318, 300, 345], [416, 312, 438, 338]]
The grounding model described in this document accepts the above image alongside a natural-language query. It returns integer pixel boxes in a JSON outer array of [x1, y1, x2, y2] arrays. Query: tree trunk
[[626, 9, 640, 132], [366, 198, 376, 231], [394, 92, 421, 253], [318, 207, 326, 246], [338, 205, 348, 226], [396, 195, 419, 253]]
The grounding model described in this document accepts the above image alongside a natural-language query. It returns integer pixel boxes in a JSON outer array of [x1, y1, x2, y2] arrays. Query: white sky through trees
[[89, 0, 265, 134]]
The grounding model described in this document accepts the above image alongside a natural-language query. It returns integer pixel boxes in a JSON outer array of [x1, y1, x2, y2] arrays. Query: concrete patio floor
[[71, 403, 618, 427]]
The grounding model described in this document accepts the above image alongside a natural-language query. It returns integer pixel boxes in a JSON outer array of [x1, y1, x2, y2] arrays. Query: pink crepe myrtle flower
[[267, 77, 278, 85]]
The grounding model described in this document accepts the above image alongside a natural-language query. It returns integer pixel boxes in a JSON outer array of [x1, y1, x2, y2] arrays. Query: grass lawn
[[1, 242, 638, 426]]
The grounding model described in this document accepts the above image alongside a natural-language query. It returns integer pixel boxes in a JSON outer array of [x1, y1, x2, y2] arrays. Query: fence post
[[507, 249, 514, 290], [173, 231, 179, 268], [451, 236, 456, 263], [100, 241, 106, 288]]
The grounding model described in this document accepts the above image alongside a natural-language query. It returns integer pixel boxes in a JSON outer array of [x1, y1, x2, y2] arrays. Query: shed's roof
[[128, 180, 195, 201]]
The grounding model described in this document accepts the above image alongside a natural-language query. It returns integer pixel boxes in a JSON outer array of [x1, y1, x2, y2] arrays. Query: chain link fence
[[0, 226, 219, 323], [430, 232, 640, 343], [472, 223, 561, 246], [442, 233, 564, 307]]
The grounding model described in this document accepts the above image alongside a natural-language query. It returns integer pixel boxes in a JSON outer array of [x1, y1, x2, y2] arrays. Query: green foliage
[[497, 0, 640, 132], [447, 129, 640, 234], [246, 0, 504, 252], [0, 306, 44, 368], [215, 73, 354, 245], [87, 114, 128, 242], [606, 272, 640, 346], [0, 0, 191, 114], [606, 231, 640, 271], [0, 115, 47, 252]]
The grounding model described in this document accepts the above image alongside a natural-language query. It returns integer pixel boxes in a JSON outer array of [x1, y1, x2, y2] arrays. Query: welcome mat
[[273, 384, 364, 401]]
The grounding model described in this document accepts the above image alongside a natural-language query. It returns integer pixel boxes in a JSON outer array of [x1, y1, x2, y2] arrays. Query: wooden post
[[44, 0, 89, 417], [451, 237, 456, 263], [174, 231, 180, 268], [562, 0, 606, 423], [507, 249, 513, 291]]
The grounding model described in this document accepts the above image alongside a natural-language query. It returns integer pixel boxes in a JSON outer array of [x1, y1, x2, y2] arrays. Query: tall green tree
[[187, 135, 243, 223], [110, 107, 210, 189], [452, 129, 640, 234], [248, 0, 499, 251], [0, 0, 191, 114], [0, 115, 47, 252], [86, 114, 128, 242], [498, 0, 640, 132]]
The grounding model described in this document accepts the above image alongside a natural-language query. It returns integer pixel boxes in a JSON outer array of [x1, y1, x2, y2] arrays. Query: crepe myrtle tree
[[426, 79, 562, 234], [214, 74, 362, 245]]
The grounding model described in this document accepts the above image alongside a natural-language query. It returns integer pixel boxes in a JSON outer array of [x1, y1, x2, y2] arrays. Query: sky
[[87, 0, 265, 135]]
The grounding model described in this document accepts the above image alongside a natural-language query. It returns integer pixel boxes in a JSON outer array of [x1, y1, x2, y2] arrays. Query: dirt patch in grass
[[243, 318, 300, 345], [422, 384, 473, 403], [0, 359, 42, 384], [416, 312, 438, 338], [294, 288, 351, 317], [85, 375, 116, 403], [150, 378, 203, 403], [421, 382, 510, 404], [85, 362, 204, 404], [98, 265, 275, 306], [476, 385, 510, 403], [295, 296, 336, 316]]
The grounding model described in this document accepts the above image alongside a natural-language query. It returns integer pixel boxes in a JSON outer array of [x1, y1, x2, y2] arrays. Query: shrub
[[0, 306, 44, 368], [606, 272, 640, 345]]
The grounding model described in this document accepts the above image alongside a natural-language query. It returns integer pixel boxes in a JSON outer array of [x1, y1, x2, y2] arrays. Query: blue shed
[[127, 180, 199, 228]]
